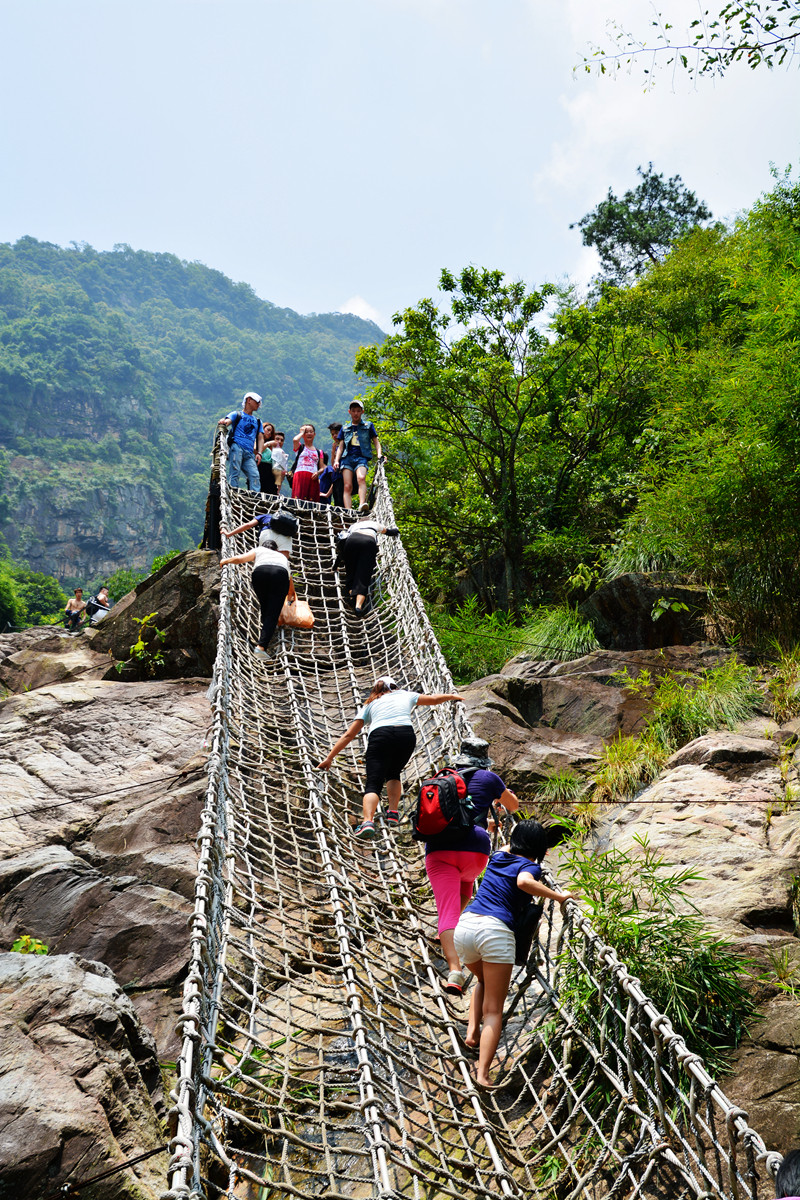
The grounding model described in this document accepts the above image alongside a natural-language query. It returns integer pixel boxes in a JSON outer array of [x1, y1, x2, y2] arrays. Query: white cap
[[349, 399, 365, 411], [243, 391, 262, 407], [377, 676, 397, 690]]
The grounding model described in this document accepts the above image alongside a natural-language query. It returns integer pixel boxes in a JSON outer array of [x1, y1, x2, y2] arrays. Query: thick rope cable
[[165, 439, 777, 1200]]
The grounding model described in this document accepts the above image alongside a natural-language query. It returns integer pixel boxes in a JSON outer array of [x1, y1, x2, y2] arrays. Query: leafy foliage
[[116, 611, 166, 677], [11, 935, 48, 954], [561, 834, 756, 1072], [581, 0, 800, 81], [572, 164, 713, 284]]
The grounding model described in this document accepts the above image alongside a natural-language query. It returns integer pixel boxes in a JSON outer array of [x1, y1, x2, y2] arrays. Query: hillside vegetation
[[0, 238, 383, 586]]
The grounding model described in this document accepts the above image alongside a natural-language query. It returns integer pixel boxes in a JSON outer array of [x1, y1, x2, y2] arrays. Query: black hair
[[261, 538, 279, 552], [509, 819, 548, 863], [322, 451, 329, 465], [776, 1151, 800, 1197]]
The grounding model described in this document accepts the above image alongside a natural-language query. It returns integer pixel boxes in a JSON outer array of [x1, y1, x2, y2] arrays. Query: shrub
[[430, 596, 529, 684], [518, 605, 600, 662], [560, 834, 755, 1073], [767, 642, 800, 724]]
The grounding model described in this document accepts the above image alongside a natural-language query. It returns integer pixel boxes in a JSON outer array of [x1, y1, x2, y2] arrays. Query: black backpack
[[267, 512, 298, 538], [411, 766, 478, 842]]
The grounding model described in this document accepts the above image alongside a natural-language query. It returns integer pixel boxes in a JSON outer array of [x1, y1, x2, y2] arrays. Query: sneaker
[[353, 820, 376, 840], [385, 810, 399, 828], [253, 646, 269, 659], [443, 970, 466, 996]]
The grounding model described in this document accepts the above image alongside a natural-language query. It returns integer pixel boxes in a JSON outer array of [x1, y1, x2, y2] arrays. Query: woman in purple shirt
[[454, 819, 579, 1088]]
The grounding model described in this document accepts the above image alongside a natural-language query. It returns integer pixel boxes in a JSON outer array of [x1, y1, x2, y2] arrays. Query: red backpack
[[411, 767, 476, 842]]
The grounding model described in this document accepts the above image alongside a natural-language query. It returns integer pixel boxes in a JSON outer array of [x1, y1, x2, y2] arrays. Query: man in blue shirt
[[333, 400, 382, 510], [218, 391, 265, 492]]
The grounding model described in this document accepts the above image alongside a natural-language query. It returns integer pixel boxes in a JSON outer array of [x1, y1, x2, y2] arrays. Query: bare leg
[[342, 469, 355, 509], [476, 962, 513, 1086], [355, 592, 367, 609], [440, 929, 461, 974], [465, 960, 484, 1047], [362, 790, 380, 822], [385, 779, 402, 811], [356, 465, 368, 507]]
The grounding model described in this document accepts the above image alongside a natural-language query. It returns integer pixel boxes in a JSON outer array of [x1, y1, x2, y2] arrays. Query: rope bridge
[[166, 447, 777, 1200]]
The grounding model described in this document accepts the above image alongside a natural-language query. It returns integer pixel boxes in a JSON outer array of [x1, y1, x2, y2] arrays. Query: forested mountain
[[0, 238, 383, 586]]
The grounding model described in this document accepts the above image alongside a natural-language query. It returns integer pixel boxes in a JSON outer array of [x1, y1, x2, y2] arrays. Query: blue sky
[[1, 0, 797, 328]]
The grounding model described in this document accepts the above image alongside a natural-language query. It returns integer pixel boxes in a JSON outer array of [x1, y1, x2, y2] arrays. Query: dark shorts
[[340, 453, 370, 473], [364, 725, 416, 796]]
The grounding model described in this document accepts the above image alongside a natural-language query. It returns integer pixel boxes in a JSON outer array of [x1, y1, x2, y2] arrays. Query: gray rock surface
[[579, 573, 710, 650], [0, 675, 208, 1056], [0, 952, 166, 1200]]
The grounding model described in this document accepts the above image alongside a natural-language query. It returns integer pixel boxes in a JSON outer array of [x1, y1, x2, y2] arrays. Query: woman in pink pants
[[424, 740, 519, 996]]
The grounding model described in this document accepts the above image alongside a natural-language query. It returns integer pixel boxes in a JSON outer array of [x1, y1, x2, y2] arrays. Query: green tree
[[571, 164, 713, 285], [11, 567, 67, 624], [356, 267, 649, 613], [582, 0, 800, 81]]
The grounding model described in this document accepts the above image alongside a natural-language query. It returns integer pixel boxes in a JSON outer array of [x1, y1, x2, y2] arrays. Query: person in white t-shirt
[[316, 676, 464, 840], [219, 539, 296, 659], [340, 507, 400, 615]]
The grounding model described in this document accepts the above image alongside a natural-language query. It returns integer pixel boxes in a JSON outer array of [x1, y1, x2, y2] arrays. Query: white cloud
[[339, 295, 385, 329]]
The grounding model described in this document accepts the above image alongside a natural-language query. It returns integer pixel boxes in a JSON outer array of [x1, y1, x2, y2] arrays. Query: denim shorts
[[453, 912, 515, 965], [340, 453, 370, 473]]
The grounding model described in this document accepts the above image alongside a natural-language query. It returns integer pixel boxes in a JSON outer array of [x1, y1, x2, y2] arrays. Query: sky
[[1, 0, 798, 330]]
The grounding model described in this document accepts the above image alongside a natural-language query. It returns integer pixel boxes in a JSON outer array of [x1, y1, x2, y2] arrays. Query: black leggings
[[344, 531, 378, 599], [364, 725, 417, 795], [250, 564, 290, 648]]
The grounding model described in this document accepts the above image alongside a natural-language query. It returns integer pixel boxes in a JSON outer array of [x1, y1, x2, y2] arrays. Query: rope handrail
[[166, 437, 777, 1200]]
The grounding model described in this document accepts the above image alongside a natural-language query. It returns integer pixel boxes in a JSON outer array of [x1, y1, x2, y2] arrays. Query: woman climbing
[[424, 739, 520, 997], [316, 676, 464, 840], [339, 507, 399, 616], [453, 819, 579, 1088], [290, 424, 323, 503], [219, 538, 296, 659]]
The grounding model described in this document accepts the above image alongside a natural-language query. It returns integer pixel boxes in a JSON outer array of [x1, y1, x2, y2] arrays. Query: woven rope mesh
[[167, 442, 775, 1200]]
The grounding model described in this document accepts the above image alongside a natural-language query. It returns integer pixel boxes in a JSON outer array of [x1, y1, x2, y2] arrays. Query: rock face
[[87, 548, 221, 679], [461, 644, 734, 795], [0, 675, 209, 1056], [579, 573, 710, 650], [0, 952, 166, 1200]]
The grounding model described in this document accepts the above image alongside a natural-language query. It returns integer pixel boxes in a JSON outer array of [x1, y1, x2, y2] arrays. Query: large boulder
[[0, 628, 110, 694], [579, 573, 709, 650], [461, 645, 736, 795], [0, 677, 208, 1056], [87, 548, 221, 679], [0, 952, 166, 1200]]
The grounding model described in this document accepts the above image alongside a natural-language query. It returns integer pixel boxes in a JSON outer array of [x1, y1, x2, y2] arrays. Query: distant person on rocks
[[64, 588, 86, 632], [316, 676, 464, 840], [454, 819, 578, 1089], [775, 1150, 800, 1199], [85, 586, 112, 625], [339, 507, 399, 616], [327, 422, 345, 506], [290, 424, 324, 503], [424, 740, 520, 997], [219, 537, 296, 659], [218, 391, 265, 493], [333, 400, 382, 510]]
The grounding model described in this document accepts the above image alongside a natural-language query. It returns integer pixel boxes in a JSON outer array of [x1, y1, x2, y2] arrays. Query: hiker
[[422, 739, 520, 996], [64, 588, 86, 632], [290, 424, 324, 502], [339, 507, 399, 616], [327, 422, 345, 506], [218, 391, 265, 492], [222, 510, 296, 561], [333, 400, 382, 510], [776, 1150, 800, 1198], [257, 420, 278, 495], [219, 538, 295, 659], [317, 452, 336, 506], [454, 819, 578, 1088], [271, 430, 290, 492], [316, 676, 464, 840], [85, 586, 112, 625]]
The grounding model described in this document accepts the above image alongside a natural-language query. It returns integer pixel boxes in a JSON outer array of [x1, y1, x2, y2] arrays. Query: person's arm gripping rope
[[316, 719, 366, 770]]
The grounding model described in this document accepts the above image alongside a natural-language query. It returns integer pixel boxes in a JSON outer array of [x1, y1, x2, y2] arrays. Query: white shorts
[[454, 912, 515, 966]]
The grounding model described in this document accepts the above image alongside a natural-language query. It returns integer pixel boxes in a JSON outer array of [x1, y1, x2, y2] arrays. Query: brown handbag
[[278, 598, 314, 630]]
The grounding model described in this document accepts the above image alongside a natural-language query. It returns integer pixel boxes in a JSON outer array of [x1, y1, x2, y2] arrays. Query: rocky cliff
[[1, 554, 799, 1195]]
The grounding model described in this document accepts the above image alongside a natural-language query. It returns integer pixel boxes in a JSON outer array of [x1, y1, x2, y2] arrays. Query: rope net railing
[[166, 442, 777, 1200]]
